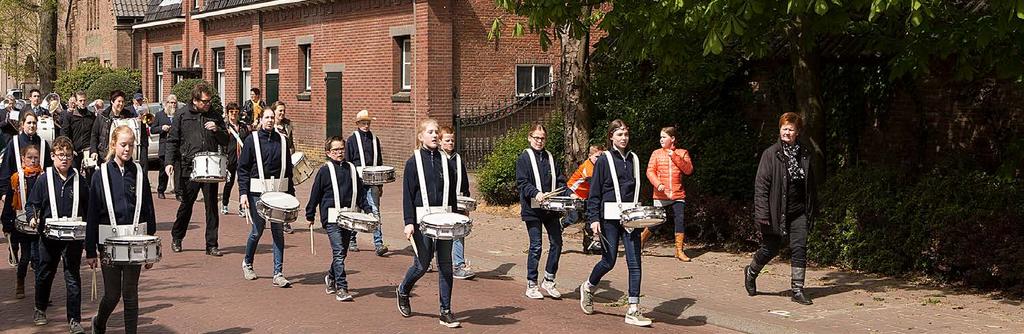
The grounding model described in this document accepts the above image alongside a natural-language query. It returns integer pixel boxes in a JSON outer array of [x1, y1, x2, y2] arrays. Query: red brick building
[[60, 0, 147, 68], [134, 0, 561, 165]]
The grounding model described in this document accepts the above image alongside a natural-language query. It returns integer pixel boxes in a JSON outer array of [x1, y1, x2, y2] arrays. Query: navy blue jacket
[[515, 148, 566, 222], [402, 147, 458, 226], [149, 110, 173, 158], [85, 161, 156, 258], [27, 168, 90, 234], [448, 152, 471, 197], [345, 129, 383, 167], [305, 160, 372, 223], [0, 133, 53, 196], [223, 121, 250, 168], [586, 149, 640, 223], [237, 129, 295, 197]]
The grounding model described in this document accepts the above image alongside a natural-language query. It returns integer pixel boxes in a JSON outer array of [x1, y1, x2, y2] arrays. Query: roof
[[113, 0, 148, 17], [143, 0, 183, 22], [202, 0, 265, 13]]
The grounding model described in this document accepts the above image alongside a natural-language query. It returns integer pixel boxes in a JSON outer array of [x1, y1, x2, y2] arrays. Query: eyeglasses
[[197, 98, 212, 104], [54, 153, 73, 160], [329, 148, 345, 152]]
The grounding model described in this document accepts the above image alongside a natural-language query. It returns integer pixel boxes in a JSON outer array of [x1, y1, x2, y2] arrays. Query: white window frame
[[171, 52, 183, 84], [239, 47, 252, 102], [401, 38, 412, 91], [154, 54, 164, 103], [266, 47, 279, 74], [214, 49, 226, 98], [191, 49, 201, 68], [515, 64, 553, 97], [302, 45, 312, 91]]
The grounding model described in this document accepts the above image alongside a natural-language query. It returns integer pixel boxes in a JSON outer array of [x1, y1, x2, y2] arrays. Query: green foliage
[[478, 116, 564, 205], [812, 167, 1024, 292], [54, 62, 135, 100], [171, 79, 223, 115], [84, 69, 141, 102]]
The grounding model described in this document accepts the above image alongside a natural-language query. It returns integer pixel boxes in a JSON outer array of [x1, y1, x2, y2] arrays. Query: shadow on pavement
[[350, 284, 399, 299], [458, 305, 524, 326], [204, 327, 255, 334], [651, 297, 708, 327], [475, 262, 516, 281]]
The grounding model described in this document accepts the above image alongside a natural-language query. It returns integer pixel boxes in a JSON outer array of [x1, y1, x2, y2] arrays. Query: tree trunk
[[559, 8, 592, 171], [38, 0, 57, 92], [787, 16, 826, 182]]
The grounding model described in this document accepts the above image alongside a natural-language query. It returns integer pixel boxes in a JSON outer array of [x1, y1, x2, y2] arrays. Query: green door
[[325, 71, 342, 137], [265, 73, 279, 105]]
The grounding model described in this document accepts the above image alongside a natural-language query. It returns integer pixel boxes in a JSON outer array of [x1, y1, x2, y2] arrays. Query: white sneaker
[[579, 281, 594, 314], [625, 306, 652, 327], [525, 282, 543, 299], [241, 261, 257, 280], [324, 275, 336, 294], [272, 273, 291, 287], [541, 279, 562, 299]]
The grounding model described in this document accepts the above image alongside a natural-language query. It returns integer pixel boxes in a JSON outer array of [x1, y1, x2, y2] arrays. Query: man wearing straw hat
[[345, 110, 388, 256]]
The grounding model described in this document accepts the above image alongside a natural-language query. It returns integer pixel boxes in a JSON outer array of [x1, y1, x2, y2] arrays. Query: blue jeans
[[452, 238, 465, 267], [36, 238, 83, 321], [244, 194, 285, 275], [351, 186, 383, 247], [526, 216, 563, 283], [588, 220, 642, 304], [399, 229, 454, 310], [667, 201, 686, 233], [323, 223, 353, 291]]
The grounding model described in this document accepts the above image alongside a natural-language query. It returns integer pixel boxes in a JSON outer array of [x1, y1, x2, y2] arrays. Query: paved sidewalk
[[1, 170, 1021, 333]]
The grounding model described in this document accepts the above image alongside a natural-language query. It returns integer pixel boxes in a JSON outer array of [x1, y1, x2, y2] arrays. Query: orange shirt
[[567, 159, 596, 198], [646, 148, 694, 201]]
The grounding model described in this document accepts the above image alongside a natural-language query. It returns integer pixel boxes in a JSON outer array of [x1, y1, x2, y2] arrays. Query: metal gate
[[454, 80, 560, 170]]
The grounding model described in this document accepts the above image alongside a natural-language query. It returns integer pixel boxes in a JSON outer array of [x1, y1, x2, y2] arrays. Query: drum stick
[[309, 226, 316, 256], [91, 269, 97, 301], [408, 236, 419, 258], [6, 234, 16, 267]]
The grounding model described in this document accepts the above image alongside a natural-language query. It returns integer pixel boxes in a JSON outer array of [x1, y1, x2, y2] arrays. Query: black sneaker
[[206, 247, 223, 257], [33, 308, 47, 325], [375, 245, 388, 257], [171, 239, 182, 253], [396, 287, 411, 317], [283, 223, 295, 234], [439, 309, 461, 328], [349, 241, 359, 252]]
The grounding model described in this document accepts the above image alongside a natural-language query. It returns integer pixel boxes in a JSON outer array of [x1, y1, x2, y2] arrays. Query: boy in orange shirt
[[564, 145, 604, 254]]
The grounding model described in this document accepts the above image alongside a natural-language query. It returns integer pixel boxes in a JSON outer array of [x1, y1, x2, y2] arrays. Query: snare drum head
[[421, 213, 470, 226], [108, 235, 158, 242], [291, 152, 306, 164], [457, 196, 476, 203], [195, 152, 224, 158], [259, 192, 300, 209], [340, 212, 378, 222], [363, 166, 394, 173], [48, 220, 85, 227]]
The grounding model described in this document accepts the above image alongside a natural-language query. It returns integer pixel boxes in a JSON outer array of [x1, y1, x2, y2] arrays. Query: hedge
[[84, 71, 141, 102], [477, 115, 564, 205]]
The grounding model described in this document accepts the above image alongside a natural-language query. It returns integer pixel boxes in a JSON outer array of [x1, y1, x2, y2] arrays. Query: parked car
[[6, 89, 23, 100], [145, 102, 184, 162]]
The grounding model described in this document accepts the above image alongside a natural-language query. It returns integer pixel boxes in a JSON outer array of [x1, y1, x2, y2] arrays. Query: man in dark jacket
[[240, 88, 265, 125], [89, 90, 145, 166], [150, 94, 177, 199], [745, 112, 818, 305], [60, 91, 95, 171], [165, 84, 229, 256]]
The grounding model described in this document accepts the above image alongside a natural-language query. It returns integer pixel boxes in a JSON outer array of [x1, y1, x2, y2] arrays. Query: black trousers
[[750, 214, 808, 271], [221, 165, 237, 206], [93, 264, 141, 334], [171, 176, 220, 248], [36, 238, 83, 321], [157, 155, 170, 194]]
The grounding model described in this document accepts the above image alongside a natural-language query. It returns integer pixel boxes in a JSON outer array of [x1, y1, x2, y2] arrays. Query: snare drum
[[44, 218, 86, 240], [256, 192, 300, 224], [540, 196, 584, 212], [14, 212, 37, 235], [456, 196, 477, 212], [190, 152, 228, 183], [38, 117, 56, 143], [101, 235, 162, 265], [338, 212, 380, 233], [361, 166, 396, 185], [621, 206, 666, 229], [291, 152, 314, 185], [419, 212, 472, 240]]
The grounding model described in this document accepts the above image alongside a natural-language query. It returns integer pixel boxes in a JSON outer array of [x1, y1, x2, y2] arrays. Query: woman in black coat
[[745, 112, 818, 305]]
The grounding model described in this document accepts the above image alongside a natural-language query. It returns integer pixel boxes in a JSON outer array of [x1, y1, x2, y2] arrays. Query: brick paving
[[1, 171, 1022, 333]]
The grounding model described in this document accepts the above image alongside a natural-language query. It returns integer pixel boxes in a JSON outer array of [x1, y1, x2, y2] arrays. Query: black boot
[[744, 265, 758, 296], [791, 267, 813, 305]]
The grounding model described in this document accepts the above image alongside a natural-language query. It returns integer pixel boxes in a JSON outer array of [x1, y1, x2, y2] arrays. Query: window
[[300, 45, 311, 92], [266, 47, 279, 74], [191, 49, 201, 68], [239, 47, 251, 103], [515, 64, 552, 96], [154, 54, 164, 102], [193, 0, 198, 10], [214, 49, 225, 98], [171, 51, 183, 84], [401, 38, 412, 90]]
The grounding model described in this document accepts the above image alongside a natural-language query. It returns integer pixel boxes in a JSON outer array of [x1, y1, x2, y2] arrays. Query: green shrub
[[85, 70, 141, 102], [812, 167, 1024, 292], [477, 115, 564, 205], [55, 62, 118, 99], [171, 79, 223, 115]]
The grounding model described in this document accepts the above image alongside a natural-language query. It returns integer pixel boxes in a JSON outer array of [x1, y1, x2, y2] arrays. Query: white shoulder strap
[[630, 152, 640, 203], [100, 164, 118, 226], [373, 136, 380, 166], [413, 149, 450, 207], [228, 126, 244, 147], [252, 131, 265, 179], [100, 162, 144, 227], [546, 150, 556, 190], [132, 162, 143, 226], [455, 153, 463, 196], [278, 132, 286, 179], [603, 151, 622, 204], [13, 136, 25, 208], [327, 162, 341, 210], [355, 131, 367, 167], [526, 149, 542, 190], [46, 167, 81, 219], [347, 162, 357, 208]]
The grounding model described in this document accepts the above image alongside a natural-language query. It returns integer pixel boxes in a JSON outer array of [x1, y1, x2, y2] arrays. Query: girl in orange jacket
[[644, 126, 693, 261]]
